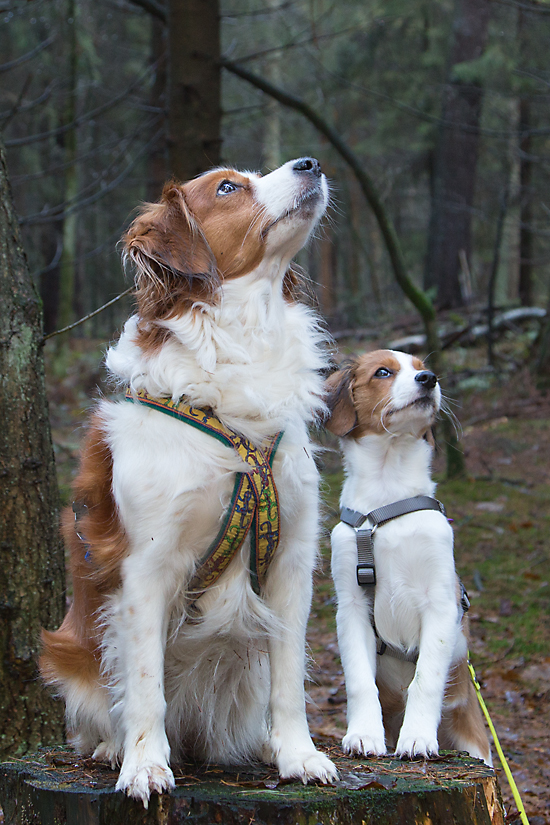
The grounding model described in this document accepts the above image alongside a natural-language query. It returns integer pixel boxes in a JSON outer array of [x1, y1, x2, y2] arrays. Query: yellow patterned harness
[[125, 389, 283, 606]]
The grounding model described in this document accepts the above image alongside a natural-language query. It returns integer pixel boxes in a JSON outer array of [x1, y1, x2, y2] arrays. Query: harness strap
[[124, 389, 283, 601], [340, 495, 459, 663], [375, 635, 419, 663], [341, 496, 446, 587]]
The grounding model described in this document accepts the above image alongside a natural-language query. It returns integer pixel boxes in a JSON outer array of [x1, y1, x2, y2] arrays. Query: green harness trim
[[125, 389, 283, 604]]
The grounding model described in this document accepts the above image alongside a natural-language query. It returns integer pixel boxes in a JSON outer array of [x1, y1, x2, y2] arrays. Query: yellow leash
[[468, 658, 530, 825]]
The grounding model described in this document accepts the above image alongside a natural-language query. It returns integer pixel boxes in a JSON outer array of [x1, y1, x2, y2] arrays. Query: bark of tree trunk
[[424, 0, 491, 309], [0, 139, 66, 757], [168, 0, 221, 181]]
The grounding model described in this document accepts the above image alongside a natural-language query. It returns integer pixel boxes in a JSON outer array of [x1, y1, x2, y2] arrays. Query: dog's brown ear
[[123, 182, 220, 321], [324, 366, 358, 437]]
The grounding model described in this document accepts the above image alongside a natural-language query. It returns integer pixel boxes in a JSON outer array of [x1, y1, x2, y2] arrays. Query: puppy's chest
[[369, 516, 455, 633]]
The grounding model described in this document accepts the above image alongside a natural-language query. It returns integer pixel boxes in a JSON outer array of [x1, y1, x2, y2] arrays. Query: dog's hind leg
[[439, 660, 492, 765], [40, 626, 114, 757]]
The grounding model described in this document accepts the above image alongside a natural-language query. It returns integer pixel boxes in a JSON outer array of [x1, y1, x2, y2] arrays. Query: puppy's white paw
[[342, 729, 386, 757], [93, 740, 120, 769], [116, 760, 175, 808], [395, 729, 439, 760], [277, 748, 338, 785]]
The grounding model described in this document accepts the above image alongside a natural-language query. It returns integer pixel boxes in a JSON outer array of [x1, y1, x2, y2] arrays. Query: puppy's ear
[[324, 366, 358, 437], [123, 182, 219, 320]]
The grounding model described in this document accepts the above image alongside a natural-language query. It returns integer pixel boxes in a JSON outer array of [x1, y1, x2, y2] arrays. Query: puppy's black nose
[[415, 370, 437, 390], [292, 157, 322, 177]]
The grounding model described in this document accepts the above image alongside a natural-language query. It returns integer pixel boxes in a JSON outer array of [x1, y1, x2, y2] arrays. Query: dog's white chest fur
[[332, 435, 457, 654]]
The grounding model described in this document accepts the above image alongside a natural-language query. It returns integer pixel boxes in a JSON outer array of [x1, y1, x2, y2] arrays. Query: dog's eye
[[374, 367, 392, 378], [217, 180, 238, 196]]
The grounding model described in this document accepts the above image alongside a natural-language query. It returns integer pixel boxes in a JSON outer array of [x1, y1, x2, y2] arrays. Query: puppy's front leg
[[331, 523, 386, 756], [114, 560, 175, 808], [395, 603, 459, 759]]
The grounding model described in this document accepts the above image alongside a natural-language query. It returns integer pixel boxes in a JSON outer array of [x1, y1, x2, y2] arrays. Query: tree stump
[[0, 742, 505, 825]]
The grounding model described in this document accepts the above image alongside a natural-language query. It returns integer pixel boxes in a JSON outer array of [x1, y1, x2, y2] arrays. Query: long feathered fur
[[40, 159, 338, 807]]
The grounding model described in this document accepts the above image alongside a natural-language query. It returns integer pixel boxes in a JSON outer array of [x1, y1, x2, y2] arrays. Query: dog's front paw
[[342, 729, 386, 757], [93, 740, 120, 769], [116, 759, 175, 808], [395, 729, 439, 760], [277, 747, 338, 785]]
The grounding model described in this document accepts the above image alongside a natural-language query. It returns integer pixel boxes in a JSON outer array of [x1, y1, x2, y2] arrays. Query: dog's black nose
[[415, 370, 437, 390], [292, 157, 322, 177]]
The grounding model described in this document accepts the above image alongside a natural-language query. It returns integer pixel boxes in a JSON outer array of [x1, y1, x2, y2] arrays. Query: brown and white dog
[[326, 350, 491, 764], [40, 158, 338, 806]]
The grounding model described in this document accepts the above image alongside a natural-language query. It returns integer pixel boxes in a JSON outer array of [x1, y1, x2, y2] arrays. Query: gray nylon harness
[[340, 495, 469, 664]]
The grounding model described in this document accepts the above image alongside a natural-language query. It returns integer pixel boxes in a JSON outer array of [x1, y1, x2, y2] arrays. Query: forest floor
[[45, 323, 550, 824]]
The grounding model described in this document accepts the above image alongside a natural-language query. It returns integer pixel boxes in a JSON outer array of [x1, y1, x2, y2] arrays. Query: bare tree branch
[[20, 126, 164, 225], [0, 82, 55, 121], [220, 56, 439, 359], [227, 27, 362, 65], [42, 287, 134, 342], [19, 116, 160, 223], [5, 63, 157, 147], [0, 33, 56, 74], [491, 0, 550, 13], [11, 134, 131, 183], [223, 1, 295, 17], [126, 0, 166, 21], [314, 60, 550, 140], [31, 222, 129, 280], [1, 74, 33, 131]]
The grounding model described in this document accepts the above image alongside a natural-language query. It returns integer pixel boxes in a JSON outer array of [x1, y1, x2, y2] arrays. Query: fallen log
[[388, 306, 547, 354], [0, 742, 505, 824]]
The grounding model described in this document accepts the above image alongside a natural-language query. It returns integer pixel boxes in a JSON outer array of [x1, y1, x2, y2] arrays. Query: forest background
[[1, 0, 550, 822], [5, 0, 550, 334]]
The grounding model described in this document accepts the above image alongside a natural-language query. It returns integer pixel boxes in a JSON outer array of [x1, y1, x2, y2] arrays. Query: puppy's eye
[[374, 367, 392, 378], [217, 180, 238, 196]]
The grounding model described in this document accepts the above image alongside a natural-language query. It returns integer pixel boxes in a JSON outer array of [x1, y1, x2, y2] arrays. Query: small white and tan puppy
[[326, 350, 490, 764]]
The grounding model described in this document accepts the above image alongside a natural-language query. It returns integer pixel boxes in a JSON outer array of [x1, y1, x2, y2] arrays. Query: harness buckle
[[357, 564, 376, 586], [460, 582, 471, 613]]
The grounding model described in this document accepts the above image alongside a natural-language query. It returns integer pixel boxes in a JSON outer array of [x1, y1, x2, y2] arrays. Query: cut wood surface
[[0, 742, 505, 825]]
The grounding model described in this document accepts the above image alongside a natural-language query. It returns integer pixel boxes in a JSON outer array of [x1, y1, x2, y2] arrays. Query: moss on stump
[[0, 742, 504, 825]]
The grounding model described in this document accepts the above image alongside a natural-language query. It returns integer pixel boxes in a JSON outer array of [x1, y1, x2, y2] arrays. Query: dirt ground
[[45, 333, 550, 824]]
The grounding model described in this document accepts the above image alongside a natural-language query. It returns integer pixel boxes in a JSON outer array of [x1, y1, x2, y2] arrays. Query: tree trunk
[[0, 746, 505, 825], [532, 286, 550, 389], [0, 139, 66, 757], [262, 0, 283, 171], [168, 0, 221, 180], [424, 0, 491, 309], [318, 226, 336, 320], [146, 15, 168, 202], [518, 96, 533, 307], [57, 0, 79, 332]]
